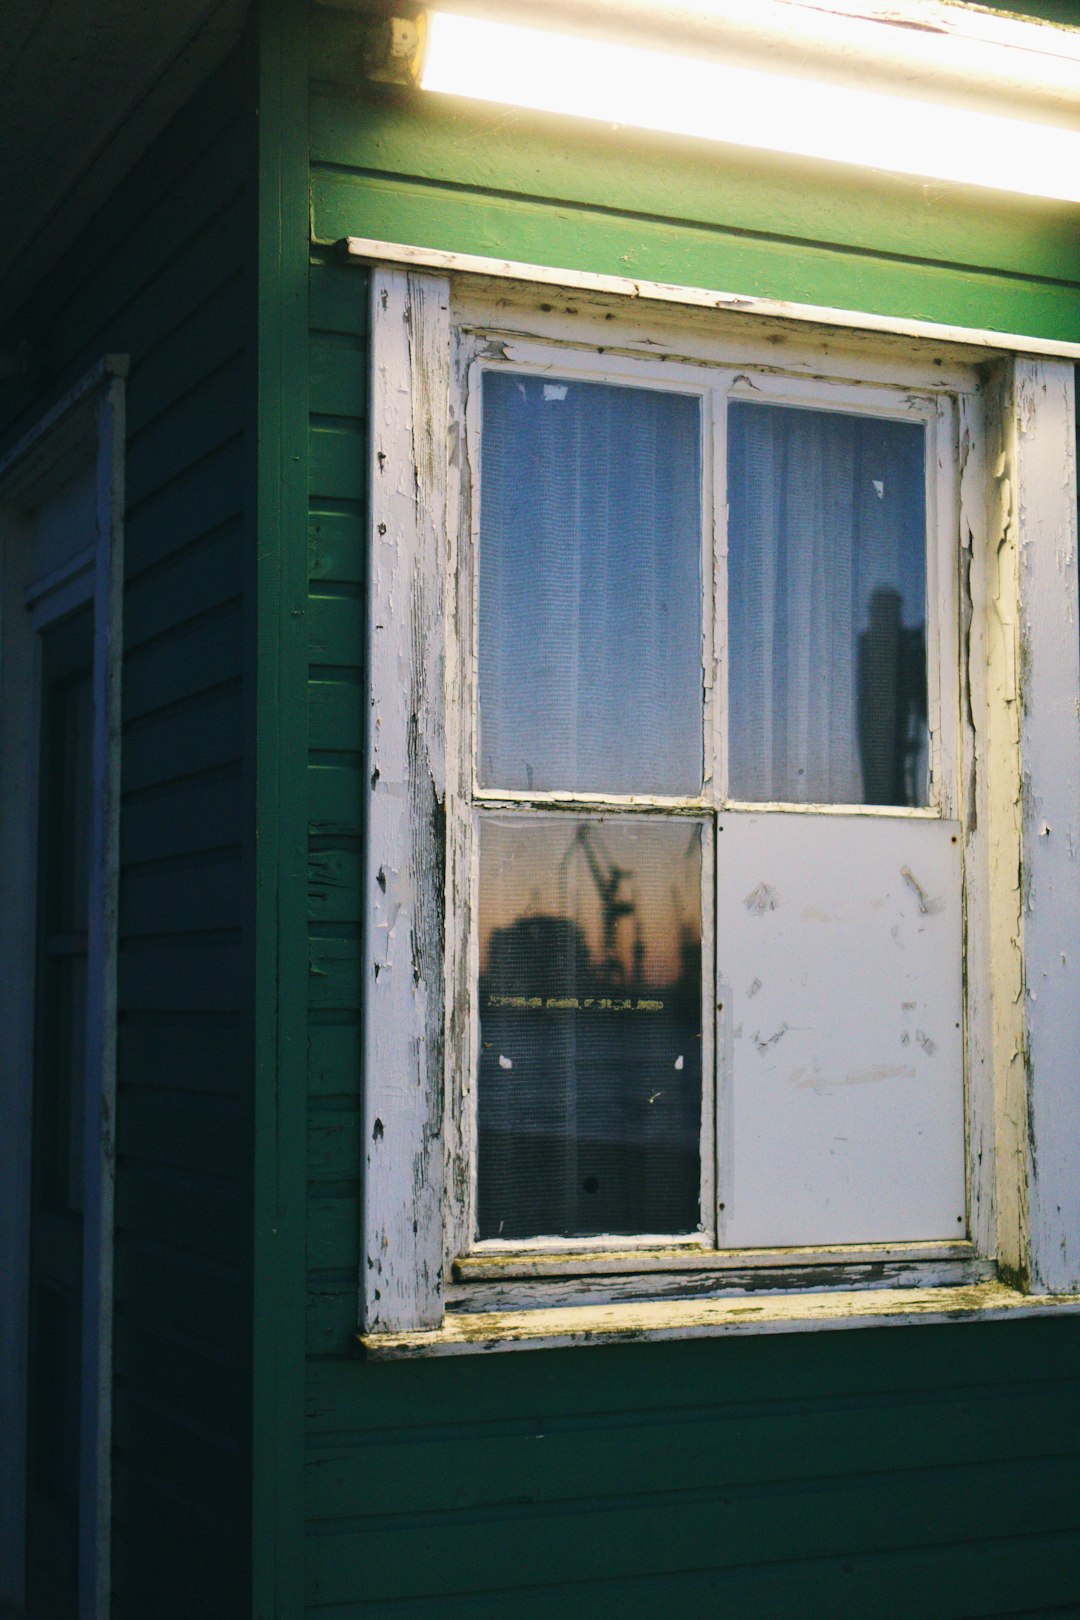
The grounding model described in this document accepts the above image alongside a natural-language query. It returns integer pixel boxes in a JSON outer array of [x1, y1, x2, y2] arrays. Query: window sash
[[460, 341, 958, 818], [446, 328, 962, 1262]]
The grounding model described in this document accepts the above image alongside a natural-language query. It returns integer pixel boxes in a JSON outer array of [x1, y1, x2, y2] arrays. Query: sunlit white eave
[[417, 8, 1080, 205]]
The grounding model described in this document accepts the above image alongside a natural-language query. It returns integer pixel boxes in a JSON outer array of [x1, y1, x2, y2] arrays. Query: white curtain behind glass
[[727, 401, 928, 807], [477, 371, 703, 796]]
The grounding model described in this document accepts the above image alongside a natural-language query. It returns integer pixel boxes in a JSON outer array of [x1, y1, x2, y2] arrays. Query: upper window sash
[[457, 333, 958, 818]]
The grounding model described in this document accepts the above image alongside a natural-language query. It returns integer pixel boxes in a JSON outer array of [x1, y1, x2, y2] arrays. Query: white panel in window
[[716, 812, 965, 1247]]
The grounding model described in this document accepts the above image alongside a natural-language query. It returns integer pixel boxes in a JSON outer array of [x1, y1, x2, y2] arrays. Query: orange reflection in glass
[[477, 815, 703, 1240]]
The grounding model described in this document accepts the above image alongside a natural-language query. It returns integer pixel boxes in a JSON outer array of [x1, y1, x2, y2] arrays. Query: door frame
[[0, 356, 126, 1620]]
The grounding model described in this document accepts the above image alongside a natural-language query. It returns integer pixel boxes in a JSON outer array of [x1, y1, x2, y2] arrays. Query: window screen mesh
[[477, 816, 703, 1239]]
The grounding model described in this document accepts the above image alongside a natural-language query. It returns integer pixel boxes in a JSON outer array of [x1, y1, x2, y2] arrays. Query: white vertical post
[[363, 270, 451, 1332], [1015, 358, 1080, 1294]]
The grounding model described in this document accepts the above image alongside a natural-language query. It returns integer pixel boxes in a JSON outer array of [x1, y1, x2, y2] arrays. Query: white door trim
[[0, 355, 126, 1620]]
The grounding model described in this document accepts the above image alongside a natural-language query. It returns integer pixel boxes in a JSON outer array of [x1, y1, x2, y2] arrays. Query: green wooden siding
[[298, 5, 1080, 1615], [309, 11, 1080, 343], [303, 1324, 1080, 1615], [0, 38, 257, 1620], [305, 249, 367, 1409], [253, 1, 313, 1613]]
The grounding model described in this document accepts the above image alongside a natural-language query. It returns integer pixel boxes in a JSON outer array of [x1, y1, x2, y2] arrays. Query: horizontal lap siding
[[308, 28, 1080, 343], [307, 258, 367, 1404], [303, 9, 1080, 1616], [0, 40, 256, 1620], [112, 63, 253, 1613], [302, 1327, 1080, 1617]]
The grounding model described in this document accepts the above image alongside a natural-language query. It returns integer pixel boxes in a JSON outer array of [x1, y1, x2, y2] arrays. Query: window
[[362, 262, 1080, 1348]]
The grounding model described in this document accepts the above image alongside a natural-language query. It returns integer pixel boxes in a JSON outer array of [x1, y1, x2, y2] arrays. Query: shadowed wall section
[[0, 39, 258, 1620]]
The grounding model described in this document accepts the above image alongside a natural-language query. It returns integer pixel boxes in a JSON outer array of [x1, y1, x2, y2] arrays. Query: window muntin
[[460, 336, 958, 1256]]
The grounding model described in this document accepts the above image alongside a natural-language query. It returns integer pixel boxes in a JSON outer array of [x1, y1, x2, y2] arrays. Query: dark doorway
[[24, 604, 94, 1618]]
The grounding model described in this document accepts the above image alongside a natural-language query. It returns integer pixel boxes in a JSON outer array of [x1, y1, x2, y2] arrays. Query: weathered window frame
[[360, 255, 1080, 1354]]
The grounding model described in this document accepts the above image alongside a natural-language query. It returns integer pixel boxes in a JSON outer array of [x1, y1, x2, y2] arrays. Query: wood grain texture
[[317, 169, 1080, 344], [362, 268, 450, 1332], [310, 92, 1080, 288], [359, 1279, 1080, 1357], [1015, 360, 1080, 1293], [307, 1448, 1080, 1604]]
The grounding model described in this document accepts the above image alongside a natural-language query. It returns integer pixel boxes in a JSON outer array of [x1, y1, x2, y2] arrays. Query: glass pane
[[477, 371, 703, 795], [727, 401, 928, 806], [477, 815, 703, 1239]]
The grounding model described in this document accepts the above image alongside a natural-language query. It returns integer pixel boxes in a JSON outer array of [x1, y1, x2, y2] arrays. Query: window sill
[[357, 1280, 1080, 1359]]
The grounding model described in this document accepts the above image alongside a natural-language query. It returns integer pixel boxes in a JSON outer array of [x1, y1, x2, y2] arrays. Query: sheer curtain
[[477, 370, 702, 796], [727, 400, 927, 807]]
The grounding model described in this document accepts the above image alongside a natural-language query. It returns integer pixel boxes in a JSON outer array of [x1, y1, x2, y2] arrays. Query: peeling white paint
[[362, 268, 451, 1334], [346, 239, 1080, 363], [1013, 359, 1080, 1292], [360, 1281, 1080, 1359], [900, 864, 946, 915]]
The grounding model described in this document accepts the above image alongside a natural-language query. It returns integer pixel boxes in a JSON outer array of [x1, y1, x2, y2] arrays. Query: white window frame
[[450, 332, 961, 1263], [360, 255, 1080, 1354]]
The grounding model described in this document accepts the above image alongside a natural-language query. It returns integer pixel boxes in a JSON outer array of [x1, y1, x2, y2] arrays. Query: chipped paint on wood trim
[[340, 238, 1080, 363], [456, 283, 985, 396], [957, 382, 997, 1266], [440, 326, 479, 1273], [973, 358, 1080, 1294], [362, 267, 451, 1332], [1014, 359, 1080, 1294], [981, 360, 1029, 1287], [455, 1239, 976, 1277], [447, 1257, 994, 1313], [358, 1280, 1080, 1358]]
